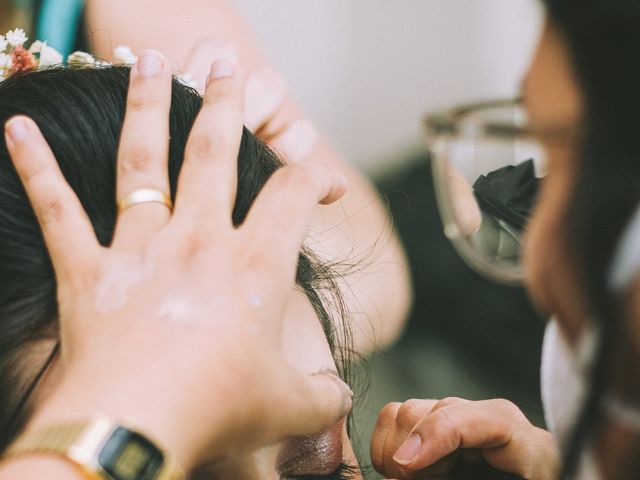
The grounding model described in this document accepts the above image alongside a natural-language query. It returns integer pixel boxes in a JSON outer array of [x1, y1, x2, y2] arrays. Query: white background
[[233, 0, 544, 174]]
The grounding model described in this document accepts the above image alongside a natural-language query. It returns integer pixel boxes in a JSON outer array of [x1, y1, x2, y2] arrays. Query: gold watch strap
[[3, 418, 184, 480], [6, 420, 91, 457]]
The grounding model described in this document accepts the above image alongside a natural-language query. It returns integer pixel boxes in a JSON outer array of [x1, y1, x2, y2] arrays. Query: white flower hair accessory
[[67, 50, 96, 68], [5, 28, 28, 47], [28, 41, 64, 67], [0, 28, 140, 82], [113, 45, 138, 65]]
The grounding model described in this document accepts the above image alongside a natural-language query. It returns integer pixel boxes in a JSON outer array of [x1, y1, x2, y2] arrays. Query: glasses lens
[[430, 103, 546, 283]]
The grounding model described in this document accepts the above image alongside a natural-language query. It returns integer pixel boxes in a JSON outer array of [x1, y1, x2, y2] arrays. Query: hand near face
[[3, 50, 351, 472], [371, 398, 560, 480]]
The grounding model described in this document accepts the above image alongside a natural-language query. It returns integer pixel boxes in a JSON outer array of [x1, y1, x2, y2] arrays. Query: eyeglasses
[[424, 99, 559, 285]]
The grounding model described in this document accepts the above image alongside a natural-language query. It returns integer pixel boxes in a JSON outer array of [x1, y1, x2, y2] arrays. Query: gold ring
[[118, 188, 173, 213]]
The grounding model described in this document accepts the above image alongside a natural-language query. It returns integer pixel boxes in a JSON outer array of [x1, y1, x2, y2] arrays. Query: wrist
[[0, 455, 82, 479], [3, 416, 185, 480], [26, 368, 217, 473]]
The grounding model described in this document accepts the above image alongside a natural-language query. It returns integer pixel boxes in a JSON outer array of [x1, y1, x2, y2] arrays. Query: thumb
[[281, 371, 353, 438]]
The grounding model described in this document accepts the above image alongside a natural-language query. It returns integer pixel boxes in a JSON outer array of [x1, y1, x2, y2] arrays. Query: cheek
[[523, 148, 588, 336], [524, 180, 560, 308], [523, 148, 575, 311]]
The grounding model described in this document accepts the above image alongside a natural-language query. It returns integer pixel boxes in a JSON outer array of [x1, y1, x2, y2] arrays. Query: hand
[[180, 39, 412, 355], [371, 398, 560, 480], [181, 38, 317, 162], [3, 51, 351, 471]]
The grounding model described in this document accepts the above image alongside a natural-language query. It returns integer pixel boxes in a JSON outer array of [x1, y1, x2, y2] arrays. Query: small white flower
[[27, 40, 43, 53], [6, 28, 28, 47], [0, 35, 8, 52], [95, 59, 111, 67], [113, 45, 137, 65], [29, 40, 63, 67], [67, 50, 95, 67]]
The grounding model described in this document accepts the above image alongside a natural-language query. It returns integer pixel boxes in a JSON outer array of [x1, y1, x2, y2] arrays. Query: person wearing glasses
[[2, 1, 640, 480], [370, 1, 640, 479]]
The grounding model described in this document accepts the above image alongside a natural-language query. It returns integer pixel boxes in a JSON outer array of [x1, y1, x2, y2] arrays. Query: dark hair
[[541, 0, 640, 477], [0, 67, 354, 455]]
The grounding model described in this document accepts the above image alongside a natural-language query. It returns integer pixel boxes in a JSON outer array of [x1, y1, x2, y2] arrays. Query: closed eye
[[283, 461, 359, 480]]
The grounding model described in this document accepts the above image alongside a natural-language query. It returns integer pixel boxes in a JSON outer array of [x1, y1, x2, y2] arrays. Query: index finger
[[4, 117, 99, 280], [395, 399, 518, 470]]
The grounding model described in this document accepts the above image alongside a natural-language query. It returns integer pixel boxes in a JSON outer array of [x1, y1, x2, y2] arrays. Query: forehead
[[522, 20, 583, 126]]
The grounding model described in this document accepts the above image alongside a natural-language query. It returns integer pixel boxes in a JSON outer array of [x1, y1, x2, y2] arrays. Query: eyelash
[[284, 462, 359, 480]]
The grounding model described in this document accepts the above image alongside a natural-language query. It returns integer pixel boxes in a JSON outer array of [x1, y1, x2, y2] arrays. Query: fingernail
[[137, 50, 163, 77], [393, 433, 422, 466], [210, 59, 236, 79], [5, 117, 30, 146]]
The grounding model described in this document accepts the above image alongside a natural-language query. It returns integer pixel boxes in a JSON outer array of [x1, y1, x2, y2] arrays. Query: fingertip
[[300, 371, 353, 431], [320, 371, 354, 421], [210, 58, 237, 80], [5, 115, 34, 149], [319, 172, 348, 205], [202, 61, 246, 108], [131, 49, 169, 79], [277, 371, 352, 439], [393, 433, 422, 466]]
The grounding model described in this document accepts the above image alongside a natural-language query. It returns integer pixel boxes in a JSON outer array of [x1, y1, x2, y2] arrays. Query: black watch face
[[98, 427, 165, 480]]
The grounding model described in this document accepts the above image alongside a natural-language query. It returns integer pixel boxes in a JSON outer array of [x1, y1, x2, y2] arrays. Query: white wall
[[233, 0, 544, 174]]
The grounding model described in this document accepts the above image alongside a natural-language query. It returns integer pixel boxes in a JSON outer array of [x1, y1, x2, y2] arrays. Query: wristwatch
[[3, 417, 183, 480]]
